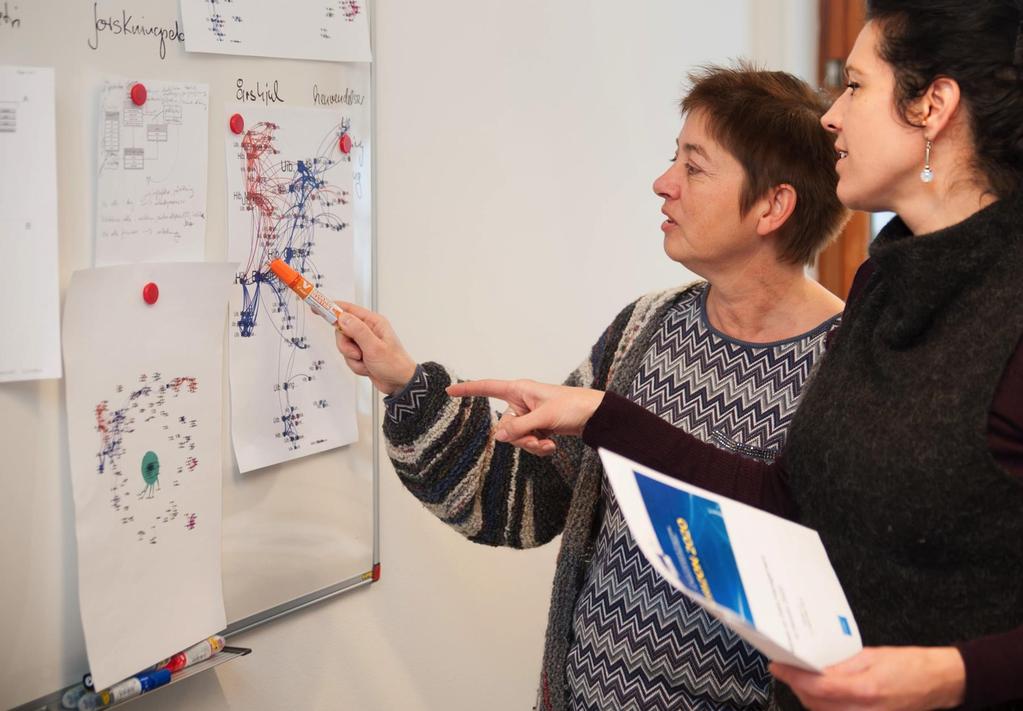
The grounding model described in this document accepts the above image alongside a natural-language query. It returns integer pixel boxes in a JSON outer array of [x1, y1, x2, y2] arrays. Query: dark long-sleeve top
[[581, 259, 1023, 710]]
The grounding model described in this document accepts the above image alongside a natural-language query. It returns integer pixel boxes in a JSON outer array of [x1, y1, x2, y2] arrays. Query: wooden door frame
[[816, 0, 869, 299]]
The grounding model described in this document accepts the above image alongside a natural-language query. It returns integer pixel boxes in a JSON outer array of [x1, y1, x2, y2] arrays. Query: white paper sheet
[[225, 106, 358, 473], [599, 448, 863, 671], [63, 262, 235, 690], [180, 0, 372, 63], [0, 65, 61, 382], [94, 79, 209, 267]]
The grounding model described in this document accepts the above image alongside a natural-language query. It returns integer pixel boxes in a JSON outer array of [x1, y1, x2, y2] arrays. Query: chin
[[836, 183, 872, 213], [837, 178, 891, 214], [663, 237, 688, 265]]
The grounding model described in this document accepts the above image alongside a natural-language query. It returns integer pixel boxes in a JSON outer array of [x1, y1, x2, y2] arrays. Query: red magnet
[[229, 113, 245, 135], [130, 83, 147, 106], [142, 282, 159, 305], [339, 133, 352, 154]]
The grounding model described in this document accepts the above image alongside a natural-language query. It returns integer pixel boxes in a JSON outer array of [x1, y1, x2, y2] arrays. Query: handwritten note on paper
[[94, 79, 209, 267], [0, 66, 61, 383], [180, 0, 372, 63]]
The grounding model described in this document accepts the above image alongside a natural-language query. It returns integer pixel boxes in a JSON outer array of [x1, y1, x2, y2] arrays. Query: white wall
[[751, 0, 819, 82], [3, 2, 817, 709]]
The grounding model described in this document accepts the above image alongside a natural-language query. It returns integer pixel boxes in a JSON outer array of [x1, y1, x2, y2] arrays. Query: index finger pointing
[[446, 379, 517, 400]]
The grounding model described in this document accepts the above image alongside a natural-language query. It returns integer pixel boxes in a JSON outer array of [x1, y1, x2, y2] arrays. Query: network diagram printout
[[0, 65, 61, 382], [226, 106, 358, 473], [180, 0, 372, 63], [63, 262, 234, 690], [95, 79, 209, 267]]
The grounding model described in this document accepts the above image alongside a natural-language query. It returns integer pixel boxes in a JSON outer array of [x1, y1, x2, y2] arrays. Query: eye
[[685, 163, 702, 176], [846, 81, 861, 93], [669, 153, 678, 163]]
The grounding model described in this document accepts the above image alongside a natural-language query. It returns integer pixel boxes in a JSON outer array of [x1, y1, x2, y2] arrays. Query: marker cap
[[137, 668, 172, 692], [229, 113, 245, 135], [268, 259, 301, 288]]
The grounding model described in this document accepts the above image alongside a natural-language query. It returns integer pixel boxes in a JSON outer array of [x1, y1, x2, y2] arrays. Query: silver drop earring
[[920, 139, 934, 183]]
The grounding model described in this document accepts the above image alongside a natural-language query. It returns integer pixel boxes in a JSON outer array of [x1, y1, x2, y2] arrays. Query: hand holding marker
[[268, 258, 344, 329]]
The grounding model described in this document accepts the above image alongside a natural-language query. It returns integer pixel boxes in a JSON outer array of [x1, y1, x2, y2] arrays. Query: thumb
[[495, 407, 552, 442], [824, 649, 874, 676]]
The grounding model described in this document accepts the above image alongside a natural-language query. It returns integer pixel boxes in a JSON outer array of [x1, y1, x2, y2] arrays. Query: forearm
[[385, 362, 574, 548], [582, 391, 798, 519], [955, 625, 1023, 709]]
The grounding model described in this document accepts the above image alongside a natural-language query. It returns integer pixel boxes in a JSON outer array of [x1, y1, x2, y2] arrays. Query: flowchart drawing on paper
[[95, 79, 209, 266]]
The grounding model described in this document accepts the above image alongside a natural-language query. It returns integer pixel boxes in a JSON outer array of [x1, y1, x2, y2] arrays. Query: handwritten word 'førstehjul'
[[236, 78, 285, 106]]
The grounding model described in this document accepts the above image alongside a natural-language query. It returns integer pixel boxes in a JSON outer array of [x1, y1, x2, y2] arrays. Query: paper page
[[180, 0, 372, 63], [0, 65, 61, 382], [62, 262, 234, 690], [225, 105, 358, 473], [94, 79, 209, 267], [599, 448, 862, 671]]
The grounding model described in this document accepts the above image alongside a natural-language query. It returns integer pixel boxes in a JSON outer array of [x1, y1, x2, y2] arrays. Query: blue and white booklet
[[599, 448, 862, 671]]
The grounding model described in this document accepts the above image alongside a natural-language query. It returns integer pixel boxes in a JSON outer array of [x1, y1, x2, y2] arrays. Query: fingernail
[[494, 429, 509, 442]]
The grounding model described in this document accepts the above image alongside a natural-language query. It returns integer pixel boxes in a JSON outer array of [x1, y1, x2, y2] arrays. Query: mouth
[[661, 209, 677, 226], [836, 148, 849, 161]]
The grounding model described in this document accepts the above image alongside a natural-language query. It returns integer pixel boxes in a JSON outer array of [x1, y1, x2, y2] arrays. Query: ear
[[911, 76, 962, 139], [755, 184, 798, 237]]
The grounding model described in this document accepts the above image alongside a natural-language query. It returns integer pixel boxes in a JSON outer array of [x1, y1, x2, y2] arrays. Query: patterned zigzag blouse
[[565, 283, 836, 711]]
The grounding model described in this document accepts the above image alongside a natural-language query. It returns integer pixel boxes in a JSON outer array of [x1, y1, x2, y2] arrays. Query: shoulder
[[595, 281, 704, 348], [620, 281, 705, 329], [846, 258, 878, 306]]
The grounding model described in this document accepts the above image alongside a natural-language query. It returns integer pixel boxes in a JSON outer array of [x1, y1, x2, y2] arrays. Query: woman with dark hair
[[447, 2, 1023, 708]]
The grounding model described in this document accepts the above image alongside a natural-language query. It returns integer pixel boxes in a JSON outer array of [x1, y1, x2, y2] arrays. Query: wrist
[[381, 360, 417, 396], [930, 647, 967, 709]]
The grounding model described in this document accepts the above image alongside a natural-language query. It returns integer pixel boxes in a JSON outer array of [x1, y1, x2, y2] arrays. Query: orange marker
[[268, 259, 344, 328]]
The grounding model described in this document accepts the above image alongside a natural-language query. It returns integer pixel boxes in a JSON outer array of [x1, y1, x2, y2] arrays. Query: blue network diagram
[[231, 118, 352, 451]]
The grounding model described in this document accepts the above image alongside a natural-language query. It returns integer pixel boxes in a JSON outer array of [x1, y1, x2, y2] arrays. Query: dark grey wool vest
[[782, 197, 1023, 708]]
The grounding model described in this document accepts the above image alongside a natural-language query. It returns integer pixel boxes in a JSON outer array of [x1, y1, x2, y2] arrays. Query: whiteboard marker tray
[[14, 647, 252, 711]]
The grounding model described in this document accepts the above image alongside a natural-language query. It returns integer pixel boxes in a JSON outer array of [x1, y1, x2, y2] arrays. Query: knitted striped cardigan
[[382, 286, 690, 711]]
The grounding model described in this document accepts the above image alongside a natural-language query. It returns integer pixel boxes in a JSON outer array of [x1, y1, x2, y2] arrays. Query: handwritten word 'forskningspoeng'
[[87, 3, 184, 60], [236, 79, 284, 106]]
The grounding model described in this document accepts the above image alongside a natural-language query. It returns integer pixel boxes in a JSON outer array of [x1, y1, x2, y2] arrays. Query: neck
[[896, 172, 997, 236], [704, 261, 842, 343]]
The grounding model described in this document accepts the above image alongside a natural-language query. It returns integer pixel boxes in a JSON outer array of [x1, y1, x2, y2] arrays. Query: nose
[[652, 164, 679, 200], [821, 94, 843, 134]]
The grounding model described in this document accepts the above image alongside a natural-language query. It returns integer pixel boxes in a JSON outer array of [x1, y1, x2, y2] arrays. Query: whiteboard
[[0, 1, 377, 706]]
